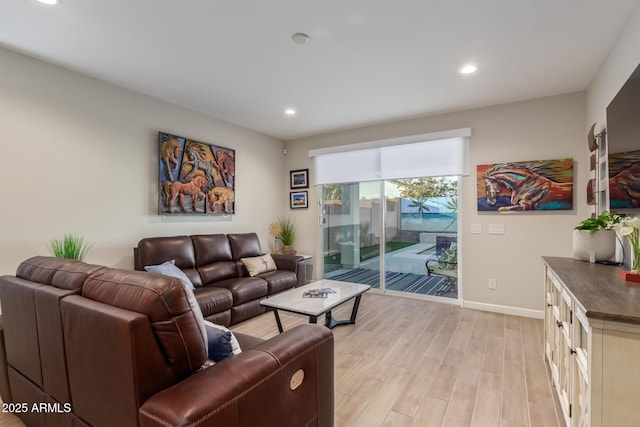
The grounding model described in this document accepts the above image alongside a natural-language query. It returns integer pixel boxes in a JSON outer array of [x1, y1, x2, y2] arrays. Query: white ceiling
[[1, 0, 639, 140]]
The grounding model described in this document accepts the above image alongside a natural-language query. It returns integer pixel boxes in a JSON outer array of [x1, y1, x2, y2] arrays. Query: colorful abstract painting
[[477, 158, 573, 211], [158, 132, 235, 215], [609, 149, 640, 209]]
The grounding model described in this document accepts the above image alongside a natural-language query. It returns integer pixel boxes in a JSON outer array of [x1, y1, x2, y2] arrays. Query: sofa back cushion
[[191, 234, 238, 284], [192, 234, 232, 264], [136, 236, 202, 286], [16, 255, 105, 291], [228, 233, 263, 260], [0, 256, 106, 404], [81, 268, 208, 380]]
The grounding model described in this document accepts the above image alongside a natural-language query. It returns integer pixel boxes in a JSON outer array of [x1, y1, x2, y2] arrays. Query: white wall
[[285, 92, 588, 316], [0, 47, 287, 275], [587, 2, 640, 131]]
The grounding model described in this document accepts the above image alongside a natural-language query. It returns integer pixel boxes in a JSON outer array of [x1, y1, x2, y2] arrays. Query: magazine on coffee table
[[302, 287, 336, 299]]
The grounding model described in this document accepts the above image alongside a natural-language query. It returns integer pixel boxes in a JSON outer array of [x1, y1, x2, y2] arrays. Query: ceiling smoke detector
[[291, 33, 310, 45]]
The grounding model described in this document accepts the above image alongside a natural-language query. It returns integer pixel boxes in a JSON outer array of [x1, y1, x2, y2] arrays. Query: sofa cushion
[[193, 286, 233, 318], [16, 256, 105, 291], [241, 254, 277, 277], [214, 277, 268, 305], [191, 234, 233, 265], [144, 260, 194, 289], [81, 268, 208, 379], [136, 236, 201, 287], [227, 233, 262, 260], [257, 270, 298, 295], [197, 261, 238, 285]]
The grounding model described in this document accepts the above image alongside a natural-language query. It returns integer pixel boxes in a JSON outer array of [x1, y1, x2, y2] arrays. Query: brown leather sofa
[[0, 256, 334, 427], [134, 233, 305, 326]]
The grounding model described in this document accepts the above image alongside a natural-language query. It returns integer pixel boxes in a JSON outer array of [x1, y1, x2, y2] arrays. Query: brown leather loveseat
[[134, 233, 305, 326], [0, 256, 334, 427]]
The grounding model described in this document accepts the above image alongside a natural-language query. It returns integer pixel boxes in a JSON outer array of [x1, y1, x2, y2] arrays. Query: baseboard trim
[[462, 300, 544, 319]]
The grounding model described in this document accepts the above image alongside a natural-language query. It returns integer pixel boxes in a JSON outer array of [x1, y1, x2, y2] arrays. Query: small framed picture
[[290, 169, 309, 189], [290, 191, 308, 209]]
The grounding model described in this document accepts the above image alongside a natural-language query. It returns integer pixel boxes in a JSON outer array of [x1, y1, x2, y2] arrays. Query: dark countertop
[[543, 256, 640, 324]]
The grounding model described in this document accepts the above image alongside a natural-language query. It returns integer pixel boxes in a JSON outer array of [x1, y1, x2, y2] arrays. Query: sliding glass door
[[322, 178, 458, 299], [382, 178, 458, 298], [322, 182, 382, 287]]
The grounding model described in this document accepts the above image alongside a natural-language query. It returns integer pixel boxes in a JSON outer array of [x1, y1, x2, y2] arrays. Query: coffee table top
[[260, 279, 371, 317]]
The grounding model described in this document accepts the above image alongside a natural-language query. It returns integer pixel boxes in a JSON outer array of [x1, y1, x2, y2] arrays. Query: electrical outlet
[[488, 278, 497, 290]]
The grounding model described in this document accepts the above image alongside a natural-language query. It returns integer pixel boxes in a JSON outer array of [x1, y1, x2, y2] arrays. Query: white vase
[[573, 230, 616, 263]]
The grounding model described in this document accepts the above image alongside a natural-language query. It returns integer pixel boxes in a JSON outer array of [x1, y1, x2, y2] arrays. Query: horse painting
[[162, 176, 208, 213], [609, 150, 640, 208], [158, 132, 236, 215], [477, 159, 573, 211]]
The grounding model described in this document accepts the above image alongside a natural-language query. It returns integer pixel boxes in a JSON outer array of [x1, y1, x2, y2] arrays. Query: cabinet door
[[545, 269, 562, 383], [571, 307, 590, 427], [544, 269, 557, 362], [557, 290, 572, 421]]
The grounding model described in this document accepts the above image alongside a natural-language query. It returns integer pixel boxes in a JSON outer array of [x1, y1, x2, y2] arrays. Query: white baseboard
[[462, 300, 544, 319]]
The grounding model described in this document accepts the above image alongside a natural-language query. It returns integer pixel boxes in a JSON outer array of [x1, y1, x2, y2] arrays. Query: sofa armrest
[[271, 254, 305, 286], [139, 324, 333, 427], [0, 316, 11, 403]]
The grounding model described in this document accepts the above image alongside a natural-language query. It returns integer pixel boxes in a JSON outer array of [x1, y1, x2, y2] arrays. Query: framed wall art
[[290, 191, 308, 209], [290, 169, 309, 189], [476, 158, 573, 211], [609, 149, 640, 209], [158, 131, 235, 215]]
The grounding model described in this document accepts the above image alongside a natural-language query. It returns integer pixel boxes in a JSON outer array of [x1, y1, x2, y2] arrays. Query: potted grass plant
[[573, 211, 625, 263], [49, 233, 92, 261], [279, 217, 296, 255]]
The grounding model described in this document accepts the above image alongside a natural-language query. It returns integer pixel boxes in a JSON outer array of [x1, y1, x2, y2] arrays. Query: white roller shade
[[380, 137, 469, 180], [310, 131, 470, 185], [313, 148, 380, 185]]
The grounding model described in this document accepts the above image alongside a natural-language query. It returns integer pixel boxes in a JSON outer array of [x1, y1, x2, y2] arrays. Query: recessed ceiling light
[[284, 109, 296, 116], [459, 64, 478, 74], [291, 33, 310, 45], [37, 0, 60, 4]]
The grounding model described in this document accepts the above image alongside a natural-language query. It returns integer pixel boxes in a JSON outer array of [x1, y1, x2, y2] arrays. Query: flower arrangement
[[268, 222, 282, 240], [614, 216, 640, 272], [268, 217, 295, 253]]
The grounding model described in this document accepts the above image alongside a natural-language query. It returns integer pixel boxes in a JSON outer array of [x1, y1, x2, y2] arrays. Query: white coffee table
[[260, 279, 371, 333]]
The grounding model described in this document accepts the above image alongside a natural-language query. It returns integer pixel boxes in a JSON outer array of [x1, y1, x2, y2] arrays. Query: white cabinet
[[544, 257, 640, 427], [544, 269, 573, 424]]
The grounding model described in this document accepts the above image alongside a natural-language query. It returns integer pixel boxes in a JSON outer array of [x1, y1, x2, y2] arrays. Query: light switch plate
[[470, 224, 482, 234], [488, 224, 505, 234]]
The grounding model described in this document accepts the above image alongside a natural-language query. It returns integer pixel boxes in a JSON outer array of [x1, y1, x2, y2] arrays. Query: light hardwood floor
[[0, 293, 565, 427], [234, 292, 565, 427]]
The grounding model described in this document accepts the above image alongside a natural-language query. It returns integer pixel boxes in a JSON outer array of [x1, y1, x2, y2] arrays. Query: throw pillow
[[144, 259, 195, 290], [240, 254, 277, 277], [204, 320, 242, 362], [177, 279, 208, 360], [146, 261, 207, 360]]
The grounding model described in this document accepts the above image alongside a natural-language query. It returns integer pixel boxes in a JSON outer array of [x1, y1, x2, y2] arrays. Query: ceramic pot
[[572, 229, 616, 263]]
